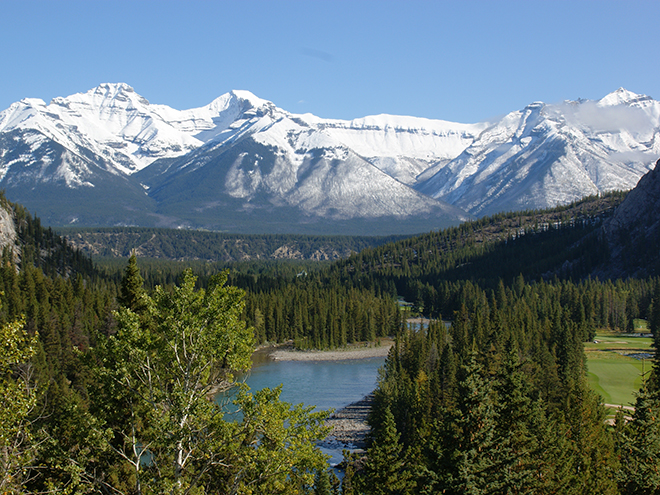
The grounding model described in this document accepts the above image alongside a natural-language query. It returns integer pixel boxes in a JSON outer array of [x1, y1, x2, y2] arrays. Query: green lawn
[[585, 335, 653, 408]]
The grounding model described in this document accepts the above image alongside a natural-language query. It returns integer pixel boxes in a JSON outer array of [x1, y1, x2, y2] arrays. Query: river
[[239, 348, 386, 464]]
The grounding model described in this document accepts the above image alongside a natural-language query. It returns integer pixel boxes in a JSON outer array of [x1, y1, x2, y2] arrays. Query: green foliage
[[4, 192, 660, 494], [616, 386, 660, 494], [0, 315, 38, 493], [365, 274, 630, 494], [88, 263, 328, 493], [117, 252, 147, 312], [358, 406, 414, 495]]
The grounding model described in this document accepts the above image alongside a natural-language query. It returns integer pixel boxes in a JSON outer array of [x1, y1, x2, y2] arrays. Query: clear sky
[[1, 0, 658, 124]]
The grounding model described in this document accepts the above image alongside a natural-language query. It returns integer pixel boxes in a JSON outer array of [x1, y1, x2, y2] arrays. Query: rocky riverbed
[[320, 393, 374, 451]]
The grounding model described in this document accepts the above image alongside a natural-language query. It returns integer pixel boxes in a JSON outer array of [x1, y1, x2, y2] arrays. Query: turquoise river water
[[236, 349, 387, 464]]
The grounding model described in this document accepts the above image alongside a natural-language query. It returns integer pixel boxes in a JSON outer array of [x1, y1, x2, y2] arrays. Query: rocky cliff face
[[0, 200, 18, 259], [599, 159, 660, 277]]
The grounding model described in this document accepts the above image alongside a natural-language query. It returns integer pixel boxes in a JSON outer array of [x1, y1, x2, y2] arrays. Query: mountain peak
[[0, 85, 658, 233], [203, 89, 273, 116], [598, 87, 644, 107], [229, 89, 270, 107], [50, 82, 151, 111], [96, 82, 135, 93]]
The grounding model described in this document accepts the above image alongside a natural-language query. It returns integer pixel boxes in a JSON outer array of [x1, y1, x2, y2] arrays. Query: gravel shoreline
[[321, 393, 375, 451], [269, 342, 393, 362]]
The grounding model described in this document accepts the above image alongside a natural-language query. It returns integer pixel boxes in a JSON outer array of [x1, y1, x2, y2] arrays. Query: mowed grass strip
[[585, 334, 653, 408]]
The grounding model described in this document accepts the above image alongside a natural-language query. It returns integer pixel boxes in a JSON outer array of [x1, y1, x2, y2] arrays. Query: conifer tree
[[649, 279, 660, 391], [616, 384, 660, 494], [359, 406, 413, 495], [117, 252, 147, 313], [314, 467, 332, 495], [424, 350, 497, 495], [491, 345, 546, 494]]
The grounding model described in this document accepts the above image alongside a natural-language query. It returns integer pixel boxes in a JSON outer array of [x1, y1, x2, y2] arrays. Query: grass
[[585, 334, 653, 408]]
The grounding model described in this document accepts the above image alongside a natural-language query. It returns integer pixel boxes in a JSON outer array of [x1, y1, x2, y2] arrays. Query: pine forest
[[2, 190, 660, 494]]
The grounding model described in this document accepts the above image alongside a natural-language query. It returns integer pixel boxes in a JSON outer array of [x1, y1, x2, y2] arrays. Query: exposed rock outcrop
[[0, 200, 17, 259], [599, 159, 660, 277]]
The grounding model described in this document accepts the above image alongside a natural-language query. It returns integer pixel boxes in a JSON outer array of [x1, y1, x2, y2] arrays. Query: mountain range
[[0, 83, 657, 235]]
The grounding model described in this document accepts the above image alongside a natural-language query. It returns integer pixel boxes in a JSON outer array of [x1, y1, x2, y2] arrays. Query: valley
[[2, 160, 660, 492]]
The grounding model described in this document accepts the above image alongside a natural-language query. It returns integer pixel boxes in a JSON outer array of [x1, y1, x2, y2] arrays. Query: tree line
[[2, 253, 333, 493], [4, 189, 660, 493], [345, 276, 660, 494]]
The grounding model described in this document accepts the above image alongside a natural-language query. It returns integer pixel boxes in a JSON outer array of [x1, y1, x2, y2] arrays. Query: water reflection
[[241, 349, 385, 413], [238, 348, 386, 465]]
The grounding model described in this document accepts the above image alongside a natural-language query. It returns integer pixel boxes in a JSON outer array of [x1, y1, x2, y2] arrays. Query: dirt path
[[604, 403, 635, 411]]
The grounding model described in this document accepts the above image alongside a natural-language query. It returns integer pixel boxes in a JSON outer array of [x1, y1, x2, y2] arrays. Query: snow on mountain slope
[[141, 102, 470, 229], [0, 83, 485, 184], [417, 88, 660, 217], [1, 84, 659, 232], [299, 113, 488, 185], [0, 83, 271, 176]]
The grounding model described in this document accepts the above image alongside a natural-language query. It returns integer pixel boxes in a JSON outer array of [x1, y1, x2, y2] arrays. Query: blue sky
[[1, 0, 658, 123]]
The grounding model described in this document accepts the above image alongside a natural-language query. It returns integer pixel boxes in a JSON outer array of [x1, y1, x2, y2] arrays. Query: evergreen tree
[[491, 346, 546, 494], [616, 385, 660, 494], [117, 252, 148, 313], [649, 280, 660, 391], [359, 406, 413, 495], [424, 351, 497, 495], [314, 467, 332, 495]]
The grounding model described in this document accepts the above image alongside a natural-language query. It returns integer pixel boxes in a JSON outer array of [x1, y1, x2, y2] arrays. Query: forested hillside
[[315, 192, 623, 314], [1, 201, 335, 492], [4, 185, 660, 493], [60, 226, 403, 262], [344, 276, 660, 494]]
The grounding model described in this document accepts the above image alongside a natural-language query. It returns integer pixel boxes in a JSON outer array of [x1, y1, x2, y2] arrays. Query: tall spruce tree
[[117, 252, 148, 313], [491, 345, 547, 494], [424, 350, 497, 495], [649, 279, 660, 391], [359, 406, 414, 495], [616, 384, 660, 494], [314, 467, 332, 495]]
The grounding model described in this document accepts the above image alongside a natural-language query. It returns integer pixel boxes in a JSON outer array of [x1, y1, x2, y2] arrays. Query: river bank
[[321, 393, 374, 451], [268, 340, 393, 362]]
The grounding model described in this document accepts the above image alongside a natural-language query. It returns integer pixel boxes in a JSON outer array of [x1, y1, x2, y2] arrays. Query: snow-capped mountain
[[135, 92, 473, 234], [0, 83, 272, 175], [0, 84, 657, 234], [416, 88, 660, 217]]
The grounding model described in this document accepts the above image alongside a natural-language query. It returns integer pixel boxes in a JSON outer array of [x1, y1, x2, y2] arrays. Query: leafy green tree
[[93, 265, 329, 494], [204, 385, 329, 495], [0, 315, 38, 493], [100, 268, 254, 492]]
